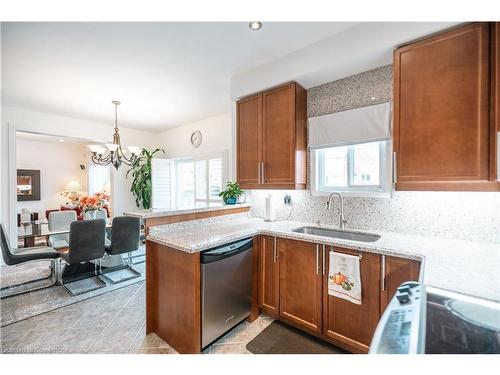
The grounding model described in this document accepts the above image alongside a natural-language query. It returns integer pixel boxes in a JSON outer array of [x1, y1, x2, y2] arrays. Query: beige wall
[[158, 112, 234, 179], [16, 138, 88, 218]]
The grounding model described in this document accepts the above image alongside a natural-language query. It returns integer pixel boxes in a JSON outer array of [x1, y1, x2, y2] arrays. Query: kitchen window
[[311, 140, 391, 196]]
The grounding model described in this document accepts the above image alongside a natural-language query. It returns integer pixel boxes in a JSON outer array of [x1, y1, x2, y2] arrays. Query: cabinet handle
[[261, 162, 265, 183], [257, 162, 261, 184], [322, 245, 326, 275], [316, 245, 319, 275], [381, 255, 386, 291], [392, 152, 398, 183], [273, 237, 277, 263]]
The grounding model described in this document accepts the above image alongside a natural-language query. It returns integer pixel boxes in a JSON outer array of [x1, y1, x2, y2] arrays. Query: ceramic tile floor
[[0, 281, 273, 354]]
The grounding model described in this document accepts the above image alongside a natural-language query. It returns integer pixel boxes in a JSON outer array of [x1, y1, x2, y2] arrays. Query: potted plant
[[218, 181, 243, 205], [126, 148, 165, 209]]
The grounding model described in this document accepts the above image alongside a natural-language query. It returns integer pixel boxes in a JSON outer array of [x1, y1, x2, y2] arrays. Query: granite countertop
[[124, 203, 251, 219], [148, 216, 500, 302]]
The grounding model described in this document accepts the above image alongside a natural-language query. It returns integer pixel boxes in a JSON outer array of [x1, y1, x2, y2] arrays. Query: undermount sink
[[292, 226, 381, 242]]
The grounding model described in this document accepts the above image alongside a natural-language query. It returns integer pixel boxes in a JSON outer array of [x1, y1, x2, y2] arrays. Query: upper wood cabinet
[[259, 235, 279, 318], [322, 246, 381, 353], [491, 22, 500, 181], [236, 82, 307, 190], [380, 256, 421, 313], [236, 94, 262, 187], [278, 238, 322, 333], [393, 22, 500, 191]]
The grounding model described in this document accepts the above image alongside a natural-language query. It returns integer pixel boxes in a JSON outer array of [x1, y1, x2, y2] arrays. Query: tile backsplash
[[246, 190, 500, 244]]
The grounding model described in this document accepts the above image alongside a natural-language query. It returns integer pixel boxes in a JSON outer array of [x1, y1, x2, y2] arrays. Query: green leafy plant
[[218, 181, 243, 204], [126, 148, 165, 209]]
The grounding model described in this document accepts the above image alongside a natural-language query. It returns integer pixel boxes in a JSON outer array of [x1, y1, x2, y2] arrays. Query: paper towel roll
[[265, 195, 276, 221]]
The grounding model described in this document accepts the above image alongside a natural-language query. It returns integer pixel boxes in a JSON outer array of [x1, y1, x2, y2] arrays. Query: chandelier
[[88, 101, 141, 170]]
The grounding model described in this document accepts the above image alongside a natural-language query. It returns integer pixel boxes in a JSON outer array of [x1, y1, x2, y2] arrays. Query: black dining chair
[[100, 216, 141, 284], [1, 223, 60, 298], [58, 219, 107, 296]]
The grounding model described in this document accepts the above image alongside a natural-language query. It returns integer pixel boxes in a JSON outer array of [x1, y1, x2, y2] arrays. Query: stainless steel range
[[370, 282, 500, 354]]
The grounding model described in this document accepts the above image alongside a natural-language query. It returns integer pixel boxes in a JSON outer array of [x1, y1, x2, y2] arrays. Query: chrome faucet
[[326, 192, 347, 229]]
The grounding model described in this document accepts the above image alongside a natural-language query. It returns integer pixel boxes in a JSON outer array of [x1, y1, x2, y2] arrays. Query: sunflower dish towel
[[328, 251, 362, 305]]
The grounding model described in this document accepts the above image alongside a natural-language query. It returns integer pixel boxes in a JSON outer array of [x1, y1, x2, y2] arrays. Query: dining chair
[[48, 211, 77, 249], [57, 219, 107, 296], [84, 209, 111, 246], [100, 216, 141, 284], [1, 224, 60, 298]]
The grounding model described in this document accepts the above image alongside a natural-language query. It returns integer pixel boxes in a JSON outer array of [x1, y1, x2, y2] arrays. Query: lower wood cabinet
[[322, 246, 381, 352], [259, 235, 279, 317], [278, 238, 323, 333], [380, 255, 421, 312], [258, 237, 421, 353]]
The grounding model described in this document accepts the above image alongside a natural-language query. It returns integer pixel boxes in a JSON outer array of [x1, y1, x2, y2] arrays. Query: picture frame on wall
[[17, 169, 41, 201]]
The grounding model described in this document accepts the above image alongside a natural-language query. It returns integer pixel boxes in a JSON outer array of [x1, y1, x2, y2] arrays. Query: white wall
[[158, 112, 234, 179], [1, 106, 159, 246], [16, 139, 88, 218]]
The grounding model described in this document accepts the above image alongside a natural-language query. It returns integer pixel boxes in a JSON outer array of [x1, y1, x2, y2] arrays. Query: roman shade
[[308, 102, 391, 149]]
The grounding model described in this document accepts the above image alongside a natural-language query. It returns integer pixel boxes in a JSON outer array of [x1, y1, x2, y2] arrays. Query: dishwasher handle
[[201, 238, 253, 264]]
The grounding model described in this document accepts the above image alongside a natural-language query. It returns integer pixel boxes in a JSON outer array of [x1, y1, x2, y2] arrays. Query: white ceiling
[[1, 22, 359, 130]]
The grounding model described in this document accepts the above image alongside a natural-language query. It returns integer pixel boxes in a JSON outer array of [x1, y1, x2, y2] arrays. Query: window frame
[[311, 140, 392, 198]]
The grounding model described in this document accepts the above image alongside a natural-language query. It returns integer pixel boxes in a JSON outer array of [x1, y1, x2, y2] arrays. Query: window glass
[[208, 158, 222, 200], [352, 142, 380, 186], [315, 140, 388, 194], [172, 153, 225, 206], [323, 146, 348, 187], [177, 160, 194, 206], [195, 160, 207, 200]]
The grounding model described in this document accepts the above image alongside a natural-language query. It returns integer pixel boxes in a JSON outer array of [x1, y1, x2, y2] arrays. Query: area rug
[[246, 320, 349, 354], [0, 260, 145, 327]]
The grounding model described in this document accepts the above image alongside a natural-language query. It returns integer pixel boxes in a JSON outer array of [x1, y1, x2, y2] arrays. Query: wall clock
[[190, 130, 202, 148]]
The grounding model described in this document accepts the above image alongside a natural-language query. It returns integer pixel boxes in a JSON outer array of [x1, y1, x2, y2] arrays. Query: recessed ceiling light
[[370, 97, 376, 100], [249, 22, 262, 31], [59, 139, 65, 142]]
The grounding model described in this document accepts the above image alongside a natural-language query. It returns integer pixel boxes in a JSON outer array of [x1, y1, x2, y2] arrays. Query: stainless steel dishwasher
[[201, 237, 253, 348]]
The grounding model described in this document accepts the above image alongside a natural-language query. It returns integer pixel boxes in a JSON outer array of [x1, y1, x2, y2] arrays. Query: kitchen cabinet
[[236, 94, 262, 188], [322, 246, 381, 353], [492, 22, 500, 181], [393, 22, 500, 191], [236, 82, 307, 190], [278, 238, 322, 333], [259, 235, 279, 318], [380, 256, 421, 312]]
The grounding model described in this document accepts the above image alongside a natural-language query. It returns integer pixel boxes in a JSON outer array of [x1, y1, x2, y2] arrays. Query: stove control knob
[[396, 292, 411, 304], [397, 285, 412, 295]]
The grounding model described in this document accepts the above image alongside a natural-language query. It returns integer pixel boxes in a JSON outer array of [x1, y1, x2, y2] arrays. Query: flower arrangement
[[60, 191, 82, 205], [78, 192, 110, 212]]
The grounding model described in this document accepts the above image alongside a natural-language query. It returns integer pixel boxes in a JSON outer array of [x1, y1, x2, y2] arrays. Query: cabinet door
[[491, 22, 500, 181], [237, 94, 262, 189], [259, 235, 279, 317], [323, 247, 381, 353], [394, 23, 493, 191], [380, 256, 420, 312], [279, 238, 322, 333], [262, 84, 296, 187]]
